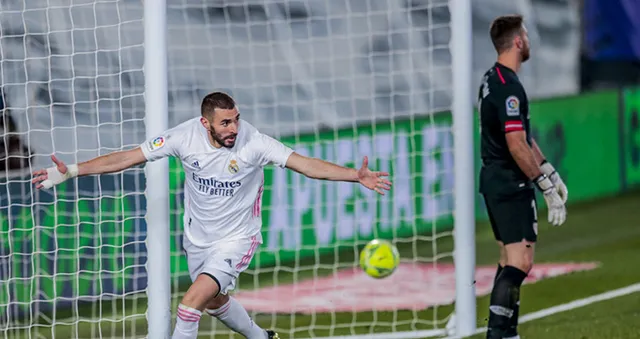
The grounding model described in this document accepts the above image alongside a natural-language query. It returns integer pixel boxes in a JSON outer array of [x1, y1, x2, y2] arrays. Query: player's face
[[203, 108, 240, 148], [519, 26, 531, 62]]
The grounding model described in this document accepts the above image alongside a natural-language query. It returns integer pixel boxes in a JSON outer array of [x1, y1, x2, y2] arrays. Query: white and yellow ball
[[359, 239, 400, 279]]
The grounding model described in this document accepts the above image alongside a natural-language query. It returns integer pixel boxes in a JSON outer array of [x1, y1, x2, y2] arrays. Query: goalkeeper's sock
[[172, 303, 201, 339], [486, 266, 527, 339], [495, 262, 522, 335], [494, 265, 522, 336], [506, 296, 521, 337], [206, 297, 267, 339]]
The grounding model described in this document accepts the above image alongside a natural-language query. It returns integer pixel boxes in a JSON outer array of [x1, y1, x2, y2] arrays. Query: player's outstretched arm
[[531, 138, 568, 202], [32, 148, 147, 189], [285, 152, 392, 195], [506, 131, 566, 226]]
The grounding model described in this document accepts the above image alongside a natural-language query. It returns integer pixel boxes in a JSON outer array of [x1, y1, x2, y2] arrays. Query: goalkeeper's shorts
[[182, 233, 263, 295], [483, 188, 538, 245]]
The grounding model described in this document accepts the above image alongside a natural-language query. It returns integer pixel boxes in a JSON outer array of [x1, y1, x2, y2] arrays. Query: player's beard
[[521, 44, 530, 63], [209, 127, 237, 148]]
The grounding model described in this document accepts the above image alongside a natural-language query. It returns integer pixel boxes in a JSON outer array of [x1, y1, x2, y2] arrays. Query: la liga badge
[[505, 95, 520, 116], [149, 136, 165, 151]]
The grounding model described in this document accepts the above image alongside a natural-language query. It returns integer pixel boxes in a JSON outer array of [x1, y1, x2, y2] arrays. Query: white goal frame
[[142, 0, 476, 338], [143, 1, 171, 339]]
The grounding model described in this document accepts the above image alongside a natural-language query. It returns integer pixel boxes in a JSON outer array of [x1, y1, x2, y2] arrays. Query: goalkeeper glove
[[540, 160, 568, 203], [534, 174, 566, 226]]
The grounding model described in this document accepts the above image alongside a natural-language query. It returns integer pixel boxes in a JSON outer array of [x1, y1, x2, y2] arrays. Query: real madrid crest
[[228, 159, 240, 174]]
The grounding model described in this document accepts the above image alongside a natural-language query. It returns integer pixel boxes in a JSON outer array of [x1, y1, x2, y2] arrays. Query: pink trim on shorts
[[236, 235, 259, 269]]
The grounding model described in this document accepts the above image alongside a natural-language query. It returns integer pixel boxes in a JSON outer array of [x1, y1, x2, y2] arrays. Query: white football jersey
[[140, 117, 294, 248]]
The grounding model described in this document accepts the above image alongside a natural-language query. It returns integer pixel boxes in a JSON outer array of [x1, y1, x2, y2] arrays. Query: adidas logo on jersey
[[192, 160, 200, 169]]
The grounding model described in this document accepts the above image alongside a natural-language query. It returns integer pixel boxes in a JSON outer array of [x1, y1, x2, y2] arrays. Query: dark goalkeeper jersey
[[477, 62, 532, 194]]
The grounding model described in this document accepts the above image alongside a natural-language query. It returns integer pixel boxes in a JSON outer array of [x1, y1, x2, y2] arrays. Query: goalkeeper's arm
[[505, 131, 566, 226], [32, 147, 147, 189], [531, 138, 568, 202]]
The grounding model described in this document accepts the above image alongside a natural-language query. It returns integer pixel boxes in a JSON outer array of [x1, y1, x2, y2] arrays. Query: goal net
[[0, 0, 467, 338]]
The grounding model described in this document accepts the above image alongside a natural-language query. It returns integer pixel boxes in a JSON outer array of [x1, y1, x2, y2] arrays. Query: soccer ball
[[359, 239, 400, 279]]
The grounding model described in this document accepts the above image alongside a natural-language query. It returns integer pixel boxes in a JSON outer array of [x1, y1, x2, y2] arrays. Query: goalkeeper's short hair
[[489, 14, 525, 54]]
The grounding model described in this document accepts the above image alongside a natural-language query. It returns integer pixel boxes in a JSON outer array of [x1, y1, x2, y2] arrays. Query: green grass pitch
[[7, 190, 640, 339]]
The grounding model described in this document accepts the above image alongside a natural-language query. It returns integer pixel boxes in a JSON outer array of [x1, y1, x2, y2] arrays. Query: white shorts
[[182, 233, 262, 295]]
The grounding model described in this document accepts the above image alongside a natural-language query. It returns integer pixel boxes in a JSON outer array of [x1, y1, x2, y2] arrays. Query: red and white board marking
[[234, 262, 599, 314]]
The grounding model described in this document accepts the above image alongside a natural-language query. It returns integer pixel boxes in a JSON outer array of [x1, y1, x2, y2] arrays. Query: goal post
[[450, 0, 477, 336], [143, 1, 172, 338]]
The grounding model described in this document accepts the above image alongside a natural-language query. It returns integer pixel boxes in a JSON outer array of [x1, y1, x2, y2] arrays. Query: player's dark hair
[[489, 14, 524, 54], [201, 92, 236, 117]]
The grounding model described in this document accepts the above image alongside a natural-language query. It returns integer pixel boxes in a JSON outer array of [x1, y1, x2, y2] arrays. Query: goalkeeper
[[32, 92, 392, 339], [477, 15, 568, 339]]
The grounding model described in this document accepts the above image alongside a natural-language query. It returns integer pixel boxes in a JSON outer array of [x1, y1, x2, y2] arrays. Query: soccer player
[[32, 92, 393, 339], [477, 15, 568, 339]]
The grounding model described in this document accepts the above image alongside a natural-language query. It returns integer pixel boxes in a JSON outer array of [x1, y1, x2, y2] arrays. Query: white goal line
[[311, 281, 640, 339]]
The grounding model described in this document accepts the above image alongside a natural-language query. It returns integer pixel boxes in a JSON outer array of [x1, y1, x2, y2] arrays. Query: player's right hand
[[32, 155, 78, 189], [534, 174, 566, 226]]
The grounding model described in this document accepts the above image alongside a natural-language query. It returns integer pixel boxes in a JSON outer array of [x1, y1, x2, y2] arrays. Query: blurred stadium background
[[1, 0, 639, 338]]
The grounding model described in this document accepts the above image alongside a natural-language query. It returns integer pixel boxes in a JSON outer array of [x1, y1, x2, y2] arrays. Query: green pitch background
[[7, 189, 639, 339]]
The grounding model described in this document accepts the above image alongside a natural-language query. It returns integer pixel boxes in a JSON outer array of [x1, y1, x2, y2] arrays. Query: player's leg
[[172, 273, 221, 339], [503, 193, 538, 338], [204, 291, 277, 339], [485, 195, 513, 337], [501, 240, 534, 338], [484, 191, 537, 339], [200, 235, 277, 339], [484, 195, 508, 286]]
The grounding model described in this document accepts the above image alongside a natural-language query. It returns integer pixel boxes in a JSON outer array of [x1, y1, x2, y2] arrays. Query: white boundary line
[[310, 329, 447, 339], [312, 282, 640, 339], [444, 281, 640, 339]]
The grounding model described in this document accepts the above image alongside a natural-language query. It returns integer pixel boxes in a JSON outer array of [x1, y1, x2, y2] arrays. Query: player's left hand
[[32, 154, 78, 189], [357, 156, 392, 195], [541, 161, 568, 203]]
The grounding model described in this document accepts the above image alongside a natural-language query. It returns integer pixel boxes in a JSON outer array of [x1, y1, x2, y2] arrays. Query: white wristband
[[67, 164, 79, 178]]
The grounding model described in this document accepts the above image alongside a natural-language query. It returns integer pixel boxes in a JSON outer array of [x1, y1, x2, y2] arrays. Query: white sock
[[206, 297, 266, 339], [172, 303, 202, 339]]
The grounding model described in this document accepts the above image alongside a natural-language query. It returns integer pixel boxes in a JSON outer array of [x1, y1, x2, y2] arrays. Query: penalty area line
[[444, 281, 640, 339]]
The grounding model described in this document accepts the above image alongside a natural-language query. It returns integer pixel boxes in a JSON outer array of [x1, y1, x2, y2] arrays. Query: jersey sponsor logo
[[505, 95, 520, 116], [228, 159, 240, 174], [148, 136, 165, 151], [192, 173, 242, 197]]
